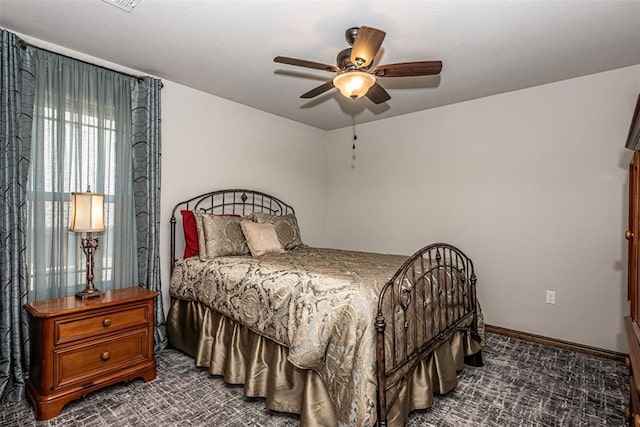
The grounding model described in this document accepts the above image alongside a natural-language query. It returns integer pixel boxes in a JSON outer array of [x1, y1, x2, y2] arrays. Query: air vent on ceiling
[[102, 0, 141, 12]]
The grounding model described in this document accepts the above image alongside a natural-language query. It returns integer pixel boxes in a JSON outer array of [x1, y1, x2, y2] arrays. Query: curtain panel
[[131, 78, 167, 352], [27, 50, 138, 301], [0, 30, 36, 403]]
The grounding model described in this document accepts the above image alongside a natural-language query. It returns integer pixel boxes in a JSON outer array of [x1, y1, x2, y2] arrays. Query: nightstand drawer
[[55, 305, 149, 345], [53, 328, 150, 390]]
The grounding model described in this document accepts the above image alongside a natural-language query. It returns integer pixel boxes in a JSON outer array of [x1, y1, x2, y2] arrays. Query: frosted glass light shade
[[333, 71, 376, 99], [69, 189, 105, 232]]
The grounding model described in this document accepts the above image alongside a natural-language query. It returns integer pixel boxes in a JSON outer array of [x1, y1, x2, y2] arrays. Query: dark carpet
[[0, 333, 628, 426]]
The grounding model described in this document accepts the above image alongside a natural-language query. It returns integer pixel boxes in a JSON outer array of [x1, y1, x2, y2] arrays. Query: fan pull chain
[[351, 99, 357, 169]]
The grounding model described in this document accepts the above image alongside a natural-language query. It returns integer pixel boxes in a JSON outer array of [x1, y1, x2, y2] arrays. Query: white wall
[[161, 82, 327, 312], [325, 65, 640, 352]]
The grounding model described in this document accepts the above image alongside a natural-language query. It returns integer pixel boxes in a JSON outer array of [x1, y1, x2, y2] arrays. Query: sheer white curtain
[[26, 51, 138, 301]]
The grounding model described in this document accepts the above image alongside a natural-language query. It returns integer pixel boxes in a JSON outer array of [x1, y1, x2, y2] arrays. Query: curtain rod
[[17, 39, 163, 87]]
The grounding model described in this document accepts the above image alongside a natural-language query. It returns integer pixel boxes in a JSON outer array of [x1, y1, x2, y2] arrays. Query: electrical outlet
[[545, 290, 556, 305]]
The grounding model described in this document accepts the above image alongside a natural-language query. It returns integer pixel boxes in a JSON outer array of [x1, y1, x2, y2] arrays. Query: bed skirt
[[167, 297, 482, 427]]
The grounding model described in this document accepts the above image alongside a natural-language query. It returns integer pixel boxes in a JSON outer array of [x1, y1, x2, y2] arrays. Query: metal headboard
[[170, 189, 295, 273]]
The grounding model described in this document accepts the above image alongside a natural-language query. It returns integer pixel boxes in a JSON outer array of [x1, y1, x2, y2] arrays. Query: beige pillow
[[251, 212, 303, 250], [194, 212, 249, 259], [240, 220, 285, 257]]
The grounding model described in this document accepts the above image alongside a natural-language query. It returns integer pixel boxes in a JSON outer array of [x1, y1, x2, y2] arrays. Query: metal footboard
[[375, 243, 481, 426]]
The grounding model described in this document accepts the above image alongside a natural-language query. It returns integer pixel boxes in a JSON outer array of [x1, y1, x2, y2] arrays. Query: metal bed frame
[[169, 189, 482, 426]]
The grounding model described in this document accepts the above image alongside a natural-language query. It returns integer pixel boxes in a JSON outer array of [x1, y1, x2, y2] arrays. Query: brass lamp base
[[75, 286, 104, 300], [75, 233, 104, 300]]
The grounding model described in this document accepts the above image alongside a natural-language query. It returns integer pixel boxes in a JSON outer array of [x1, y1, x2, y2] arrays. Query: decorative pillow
[[251, 212, 303, 250], [194, 212, 250, 259], [180, 210, 199, 258], [240, 220, 285, 257]]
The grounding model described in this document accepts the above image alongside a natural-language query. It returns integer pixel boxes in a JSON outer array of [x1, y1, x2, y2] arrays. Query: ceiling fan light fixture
[[275, 25, 442, 105], [333, 71, 376, 99]]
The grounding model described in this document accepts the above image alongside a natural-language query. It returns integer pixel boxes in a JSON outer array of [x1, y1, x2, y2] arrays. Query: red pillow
[[181, 210, 199, 258]]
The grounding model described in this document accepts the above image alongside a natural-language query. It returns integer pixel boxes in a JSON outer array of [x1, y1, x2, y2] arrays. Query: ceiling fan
[[274, 25, 443, 104]]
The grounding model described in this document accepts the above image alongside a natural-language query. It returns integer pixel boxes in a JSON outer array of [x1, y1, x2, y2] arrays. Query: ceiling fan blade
[[366, 82, 391, 104], [373, 61, 443, 77], [274, 56, 339, 72], [350, 26, 386, 68], [301, 81, 335, 99]]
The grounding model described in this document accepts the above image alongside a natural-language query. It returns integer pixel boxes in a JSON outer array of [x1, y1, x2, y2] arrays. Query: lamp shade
[[333, 71, 376, 99], [69, 189, 105, 232]]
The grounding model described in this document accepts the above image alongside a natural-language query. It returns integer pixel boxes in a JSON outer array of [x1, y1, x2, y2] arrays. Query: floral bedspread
[[169, 247, 459, 426]]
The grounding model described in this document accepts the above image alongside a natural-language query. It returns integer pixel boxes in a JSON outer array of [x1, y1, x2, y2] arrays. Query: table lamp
[[69, 186, 105, 299]]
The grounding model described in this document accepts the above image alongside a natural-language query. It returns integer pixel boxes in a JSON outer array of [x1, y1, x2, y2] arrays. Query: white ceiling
[[1, 0, 639, 130]]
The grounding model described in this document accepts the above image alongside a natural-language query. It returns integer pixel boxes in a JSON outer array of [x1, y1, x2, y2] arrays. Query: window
[[26, 104, 120, 297], [25, 57, 136, 301]]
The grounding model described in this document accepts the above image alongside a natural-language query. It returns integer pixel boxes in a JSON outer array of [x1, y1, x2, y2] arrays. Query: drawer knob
[[626, 407, 632, 420], [101, 351, 111, 361], [626, 230, 634, 240], [627, 357, 632, 369], [103, 318, 112, 327]]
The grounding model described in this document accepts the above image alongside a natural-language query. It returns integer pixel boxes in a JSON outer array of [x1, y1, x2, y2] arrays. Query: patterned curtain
[[131, 78, 167, 352], [0, 30, 36, 403]]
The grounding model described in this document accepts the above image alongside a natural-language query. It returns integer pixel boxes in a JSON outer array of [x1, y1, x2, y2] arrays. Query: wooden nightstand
[[25, 287, 158, 421]]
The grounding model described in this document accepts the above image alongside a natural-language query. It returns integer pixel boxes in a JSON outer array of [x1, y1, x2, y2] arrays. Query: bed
[[167, 189, 485, 426]]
